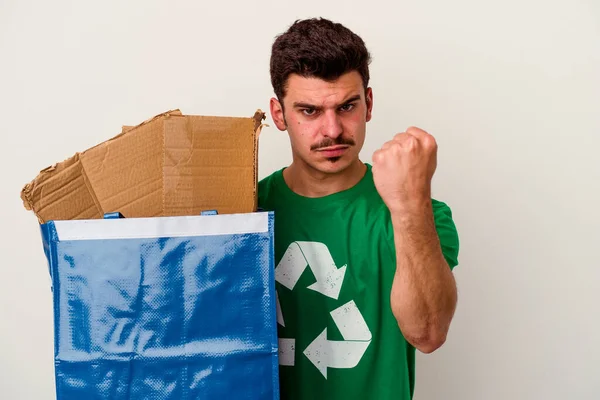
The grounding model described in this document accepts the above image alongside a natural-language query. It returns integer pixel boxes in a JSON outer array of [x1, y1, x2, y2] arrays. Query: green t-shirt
[[258, 163, 459, 400]]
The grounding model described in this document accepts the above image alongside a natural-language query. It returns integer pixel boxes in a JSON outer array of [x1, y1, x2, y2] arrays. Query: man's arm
[[388, 200, 457, 353], [372, 126, 458, 353]]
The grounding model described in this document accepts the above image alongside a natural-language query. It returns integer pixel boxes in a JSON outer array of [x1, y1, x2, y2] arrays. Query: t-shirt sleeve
[[432, 199, 460, 270]]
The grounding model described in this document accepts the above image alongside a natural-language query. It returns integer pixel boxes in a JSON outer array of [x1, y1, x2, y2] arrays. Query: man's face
[[270, 71, 373, 175]]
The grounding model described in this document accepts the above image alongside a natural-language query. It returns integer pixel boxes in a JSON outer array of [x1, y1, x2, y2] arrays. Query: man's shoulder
[[257, 171, 274, 192], [431, 198, 453, 218], [430, 198, 456, 230], [430, 198, 460, 269], [378, 197, 460, 269], [257, 168, 284, 209]]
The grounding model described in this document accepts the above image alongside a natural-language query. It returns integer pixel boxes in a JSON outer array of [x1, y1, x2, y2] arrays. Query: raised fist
[[372, 127, 438, 212]]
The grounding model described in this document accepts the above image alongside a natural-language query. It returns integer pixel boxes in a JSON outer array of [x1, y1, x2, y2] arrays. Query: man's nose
[[321, 110, 343, 139]]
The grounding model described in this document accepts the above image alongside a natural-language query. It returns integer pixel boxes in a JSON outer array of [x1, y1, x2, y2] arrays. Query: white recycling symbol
[[275, 241, 372, 379]]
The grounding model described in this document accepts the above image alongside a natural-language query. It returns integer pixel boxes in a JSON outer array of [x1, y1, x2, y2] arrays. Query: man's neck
[[282, 159, 367, 198]]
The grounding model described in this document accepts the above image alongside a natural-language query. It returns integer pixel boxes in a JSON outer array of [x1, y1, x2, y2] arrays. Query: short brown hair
[[270, 18, 371, 102]]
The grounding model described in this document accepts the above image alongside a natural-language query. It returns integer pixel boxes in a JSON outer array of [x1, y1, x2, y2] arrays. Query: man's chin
[[314, 156, 357, 174]]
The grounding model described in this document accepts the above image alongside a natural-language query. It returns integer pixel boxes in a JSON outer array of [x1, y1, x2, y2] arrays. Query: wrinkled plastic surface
[[41, 212, 279, 400]]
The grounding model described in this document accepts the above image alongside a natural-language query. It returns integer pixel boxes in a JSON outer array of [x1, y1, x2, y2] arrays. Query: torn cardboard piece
[[21, 109, 266, 223]]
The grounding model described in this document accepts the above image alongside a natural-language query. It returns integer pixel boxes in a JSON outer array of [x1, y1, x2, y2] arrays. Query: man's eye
[[340, 103, 355, 112], [302, 108, 316, 116]]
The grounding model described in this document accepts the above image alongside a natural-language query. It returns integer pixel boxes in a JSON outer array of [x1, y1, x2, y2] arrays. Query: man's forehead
[[284, 72, 364, 106]]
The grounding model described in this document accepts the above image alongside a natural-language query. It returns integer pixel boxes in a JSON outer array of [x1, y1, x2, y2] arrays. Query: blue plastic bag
[[40, 211, 279, 399]]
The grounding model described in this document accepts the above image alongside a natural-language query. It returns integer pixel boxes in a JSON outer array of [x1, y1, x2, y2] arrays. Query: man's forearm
[[389, 199, 457, 354]]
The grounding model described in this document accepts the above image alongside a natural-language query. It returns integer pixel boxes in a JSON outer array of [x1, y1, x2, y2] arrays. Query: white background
[[1, 0, 599, 399]]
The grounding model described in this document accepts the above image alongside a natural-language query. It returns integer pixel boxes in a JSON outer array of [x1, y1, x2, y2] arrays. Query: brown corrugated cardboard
[[21, 109, 266, 223]]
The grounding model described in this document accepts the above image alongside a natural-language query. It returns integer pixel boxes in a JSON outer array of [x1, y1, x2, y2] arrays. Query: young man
[[258, 18, 460, 399]]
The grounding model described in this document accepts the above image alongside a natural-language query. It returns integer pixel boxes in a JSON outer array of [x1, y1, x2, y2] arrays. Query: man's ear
[[365, 88, 373, 122], [270, 97, 287, 131]]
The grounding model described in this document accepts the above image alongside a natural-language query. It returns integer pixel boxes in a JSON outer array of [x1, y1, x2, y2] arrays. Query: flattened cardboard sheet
[[21, 109, 266, 223]]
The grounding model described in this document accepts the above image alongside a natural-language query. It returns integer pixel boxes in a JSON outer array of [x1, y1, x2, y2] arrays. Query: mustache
[[310, 137, 355, 151]]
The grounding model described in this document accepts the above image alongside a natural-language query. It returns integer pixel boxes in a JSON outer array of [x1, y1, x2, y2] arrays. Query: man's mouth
[[316, 145, 350, 158]]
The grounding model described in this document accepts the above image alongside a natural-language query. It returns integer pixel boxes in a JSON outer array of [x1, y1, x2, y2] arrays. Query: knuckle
[[372, 150, 384, 163], [389, 142, 403, 155], [405, 135, 418, 148], [423, 134, 437, 149], [393, 132, 406, 142], [407, 126, 427, 135]]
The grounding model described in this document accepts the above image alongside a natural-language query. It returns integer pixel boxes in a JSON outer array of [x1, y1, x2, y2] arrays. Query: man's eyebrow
[[341, 95, 361, 105], [293, 101, 321, 109], [292, 94, 362, 110]]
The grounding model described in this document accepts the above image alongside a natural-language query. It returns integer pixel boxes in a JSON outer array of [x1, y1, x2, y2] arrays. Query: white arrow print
[[276, 292, 296, 366], [276, 291, 285, 327], [303, 300, 372, 379], [275, 241, 347, 300], [278, 338, 295, 367]]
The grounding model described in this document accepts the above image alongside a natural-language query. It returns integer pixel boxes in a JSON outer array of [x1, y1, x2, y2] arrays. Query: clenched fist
[[372, 127, 438, 212]]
